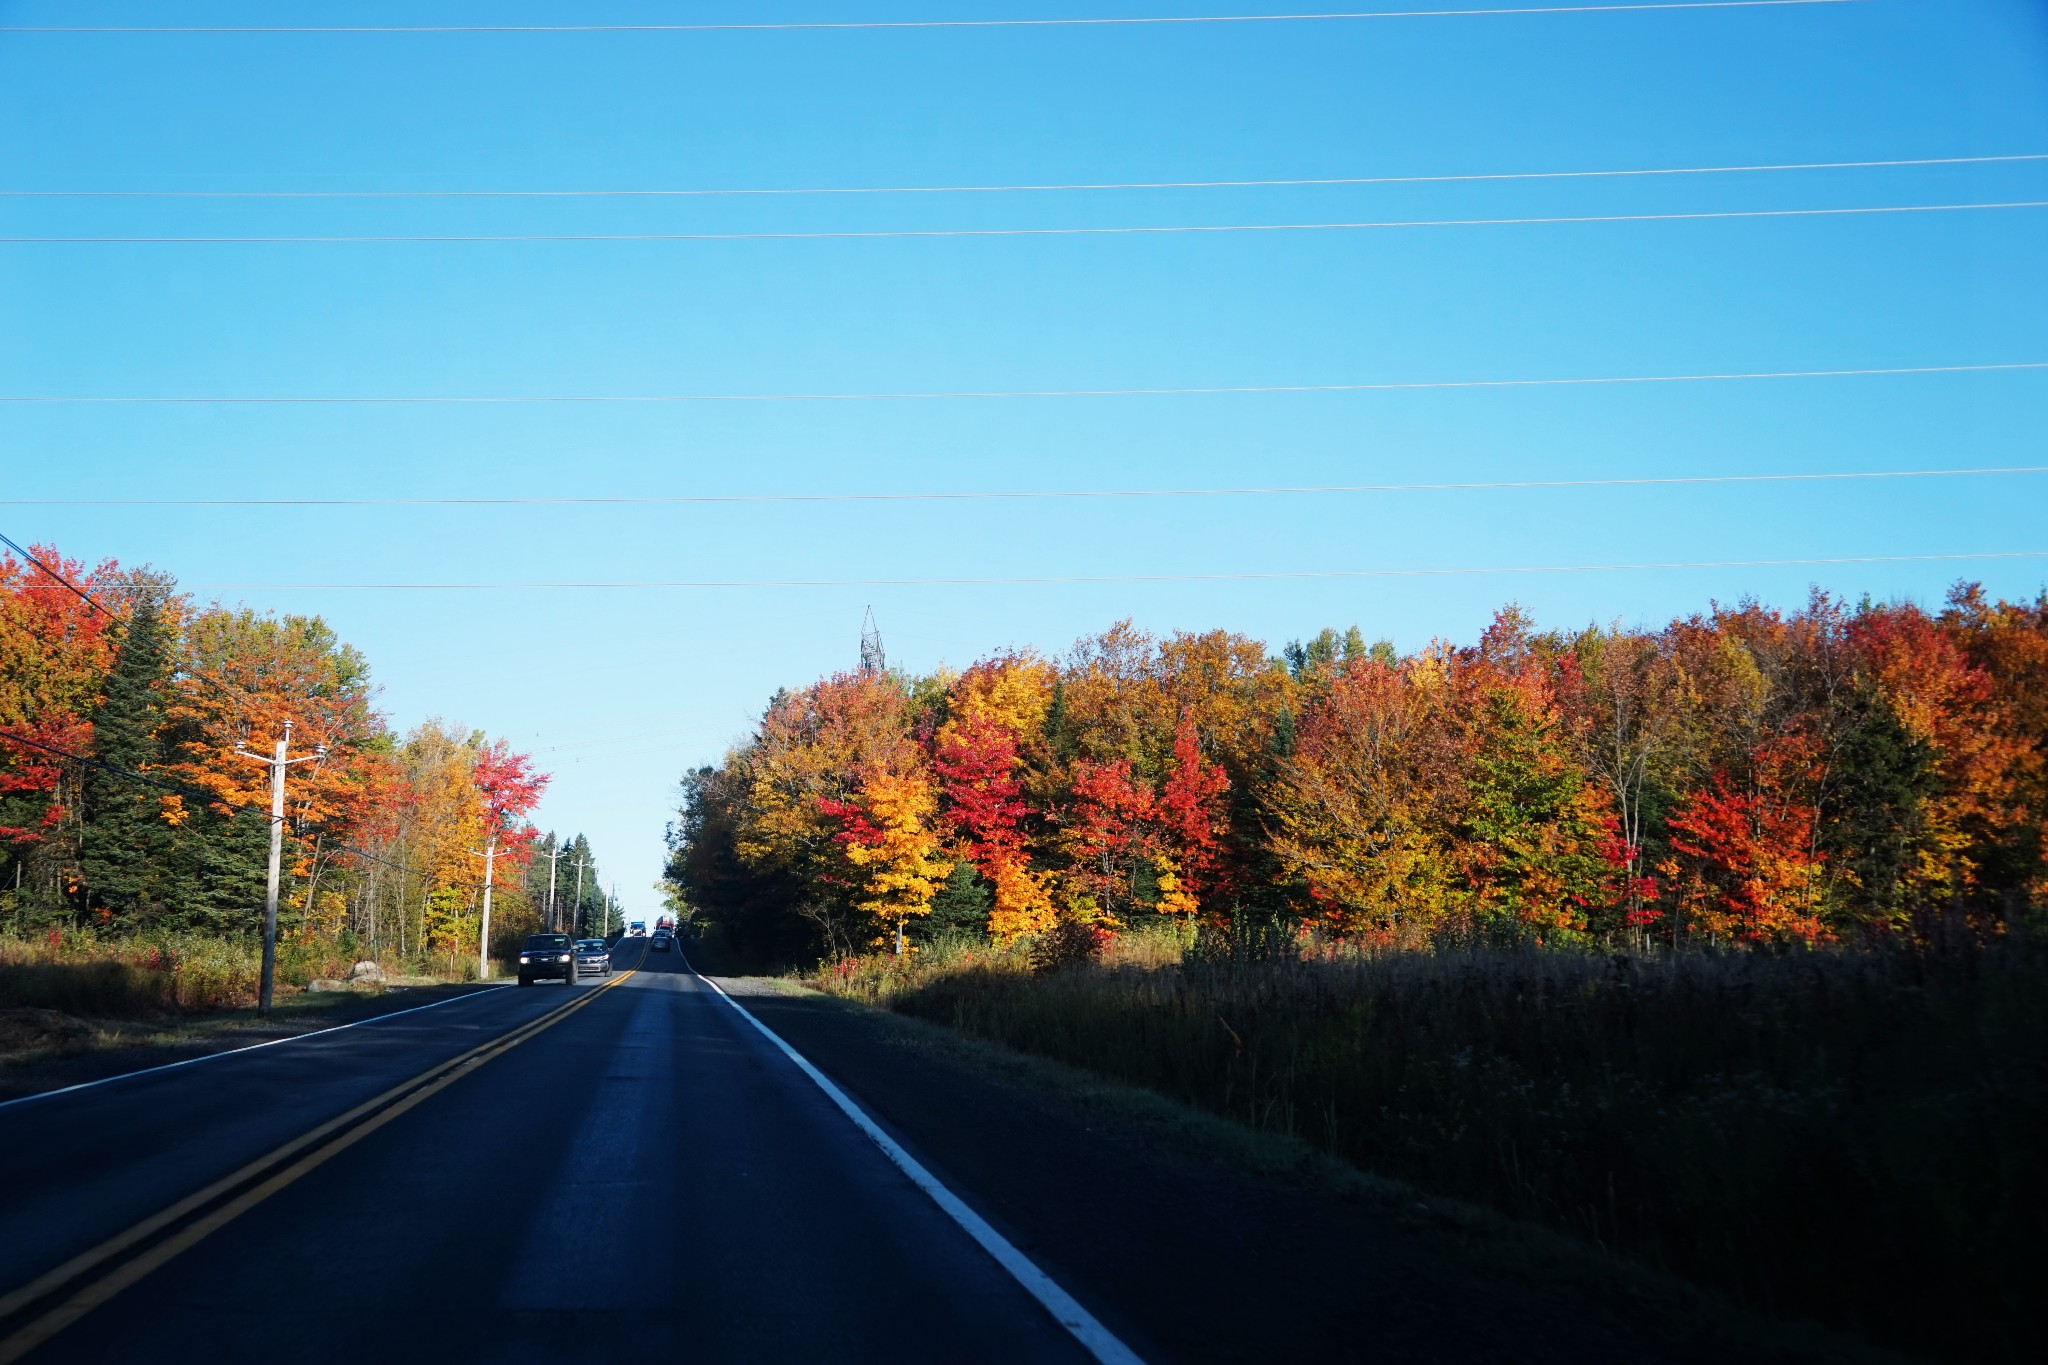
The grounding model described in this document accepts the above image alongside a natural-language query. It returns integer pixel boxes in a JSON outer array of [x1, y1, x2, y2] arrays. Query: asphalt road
[[0, 944, 1098, 1364], [0, 943, 1677, 1365]]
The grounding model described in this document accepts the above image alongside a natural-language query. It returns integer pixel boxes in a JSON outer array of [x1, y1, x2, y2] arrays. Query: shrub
[[1028, 920, 1114, 974]]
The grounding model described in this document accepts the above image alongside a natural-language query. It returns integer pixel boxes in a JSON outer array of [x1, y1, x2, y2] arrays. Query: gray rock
[[0, 1008, 96, 1049], [345, 960, 384, 983]]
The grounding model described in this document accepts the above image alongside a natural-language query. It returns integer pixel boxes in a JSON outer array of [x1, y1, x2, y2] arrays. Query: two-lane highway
[[0, 945, 1114, 1363]]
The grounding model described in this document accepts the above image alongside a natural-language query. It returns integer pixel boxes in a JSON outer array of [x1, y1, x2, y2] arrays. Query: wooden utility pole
[[472, 836, 499, 979], [572, 849, 587, 937], [233, 719, 325, 1015], [540, 837, 563, 933]]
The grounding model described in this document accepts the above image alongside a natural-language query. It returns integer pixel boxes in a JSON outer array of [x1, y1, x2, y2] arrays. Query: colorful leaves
[[678, 585, 2048, 961], [821, 768, 953, 946]]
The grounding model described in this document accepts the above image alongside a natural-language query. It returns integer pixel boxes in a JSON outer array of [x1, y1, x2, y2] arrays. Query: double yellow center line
[[0, 950, 644, 1363]]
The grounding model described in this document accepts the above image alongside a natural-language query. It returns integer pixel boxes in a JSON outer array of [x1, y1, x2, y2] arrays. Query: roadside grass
[[0, 975, 504, 1100], [752, 979, 1904, 1365], [0, 931, 456, 1017], [0, 931, 489, 1080], [809, 930, 2045, 1363]]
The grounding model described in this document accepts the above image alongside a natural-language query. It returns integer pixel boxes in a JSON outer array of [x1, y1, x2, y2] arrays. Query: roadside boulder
[[0, 1008, 95, 1050], [345, 961, 384, 984]]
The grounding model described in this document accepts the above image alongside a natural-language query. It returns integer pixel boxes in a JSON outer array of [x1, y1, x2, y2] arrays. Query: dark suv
[[517, 933, 578, 986]]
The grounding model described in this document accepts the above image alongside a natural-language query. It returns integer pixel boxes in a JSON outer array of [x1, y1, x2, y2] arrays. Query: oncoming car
[[573, 939, 613, 978], [649, 930, 672, 953], [517, 933, 577, 987]]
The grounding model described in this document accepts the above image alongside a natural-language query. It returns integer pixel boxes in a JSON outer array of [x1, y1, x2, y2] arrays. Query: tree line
[[1, 543, 611, 965], [667, 585, 2048, 962]]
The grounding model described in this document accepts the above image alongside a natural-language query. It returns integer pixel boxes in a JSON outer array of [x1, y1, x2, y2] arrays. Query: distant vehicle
[[650, 930, 672, 953], [656, 915, 675, 934], [517, 933, 577, 987], [573, 939, 612, 978], [628, 921, 647, 937]]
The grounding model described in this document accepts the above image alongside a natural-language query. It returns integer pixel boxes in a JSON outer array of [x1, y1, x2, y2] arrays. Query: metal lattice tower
[[859, 606, 887, 677]]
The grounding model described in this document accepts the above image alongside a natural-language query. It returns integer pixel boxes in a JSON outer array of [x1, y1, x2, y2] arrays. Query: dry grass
[[0, 931, 434, 1016], [813, 929, 2046, 1362]]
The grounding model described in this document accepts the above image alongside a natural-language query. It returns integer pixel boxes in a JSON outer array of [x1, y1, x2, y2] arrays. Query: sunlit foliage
[[0, 544, 554, 971], [672, 587, 2048, 960]]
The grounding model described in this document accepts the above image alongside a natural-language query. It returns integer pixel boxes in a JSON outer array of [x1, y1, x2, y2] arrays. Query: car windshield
[[576, 940, 605, 951], [524, 934, 571, 950]]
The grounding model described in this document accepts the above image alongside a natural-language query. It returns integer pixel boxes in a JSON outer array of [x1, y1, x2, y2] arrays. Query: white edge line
[[0, 983, 516, 1113], [683, 951, 1145, 1365]]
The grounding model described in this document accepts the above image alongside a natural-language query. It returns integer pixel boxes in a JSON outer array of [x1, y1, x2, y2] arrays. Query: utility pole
[[471, 837, 499, 979], [233, 719, 326, 1016], [540, 836, 563, 933], [572, 849, 587, 937]]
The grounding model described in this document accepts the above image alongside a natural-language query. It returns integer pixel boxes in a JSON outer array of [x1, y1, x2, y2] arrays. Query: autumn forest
[[0, 544, 614, 981], [669, 584, 2048, 960], [665, 583, 2048, 1357]]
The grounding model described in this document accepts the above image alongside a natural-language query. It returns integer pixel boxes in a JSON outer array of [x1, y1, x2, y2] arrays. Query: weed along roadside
[[0, 931, 516, 1096], [793, 928, 2045, 1362]]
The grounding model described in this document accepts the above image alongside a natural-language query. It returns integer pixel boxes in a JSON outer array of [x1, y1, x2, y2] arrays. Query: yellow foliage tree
[[831, 770, 954, 953]]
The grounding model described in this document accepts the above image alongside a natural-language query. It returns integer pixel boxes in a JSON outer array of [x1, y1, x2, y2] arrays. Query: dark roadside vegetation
[[807, 926, 2044, 1364], [0, 932, 494, 1097]]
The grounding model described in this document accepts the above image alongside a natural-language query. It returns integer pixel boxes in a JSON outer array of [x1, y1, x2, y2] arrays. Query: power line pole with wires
[[233, 719, 326, 1015], [572, 849, 587, 937], [539, 836, 563, 933], [471, 837, 499, 979]]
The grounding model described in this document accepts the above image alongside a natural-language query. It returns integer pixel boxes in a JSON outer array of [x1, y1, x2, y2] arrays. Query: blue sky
[[4, 0, 2046, 914]]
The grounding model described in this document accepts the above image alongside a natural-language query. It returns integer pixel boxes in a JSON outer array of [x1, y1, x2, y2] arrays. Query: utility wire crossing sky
[[10, 151, 2040, 196], [0, 2, 1872, 36], [6, 0, 2042, 914]]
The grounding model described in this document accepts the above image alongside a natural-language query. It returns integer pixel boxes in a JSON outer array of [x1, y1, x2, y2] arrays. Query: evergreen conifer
[[80, 597, 180, 924]]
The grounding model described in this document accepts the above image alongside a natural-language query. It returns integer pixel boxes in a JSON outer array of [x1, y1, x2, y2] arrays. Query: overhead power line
[[11, 152, 2035, 199], [0, 530, 123, 616], [8, 465, 2046, 510], [0, 526, 270, 718], [4, 361, 2040, 406], [187, 552, 2048, 592], [7, 199, 2042, 244], [0, 2, 1867, 35]]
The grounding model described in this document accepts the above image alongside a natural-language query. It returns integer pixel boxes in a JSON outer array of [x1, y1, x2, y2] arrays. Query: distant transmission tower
[[859, 606, 887, 677]]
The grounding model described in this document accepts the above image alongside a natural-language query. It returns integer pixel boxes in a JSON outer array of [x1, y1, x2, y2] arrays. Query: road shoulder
[[0, 982, 507, 1103], [712, 976, 1905, 1365]]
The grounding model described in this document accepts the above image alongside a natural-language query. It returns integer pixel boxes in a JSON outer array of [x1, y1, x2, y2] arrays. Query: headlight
[[560, 954, 572, 962], [519, 955, 530, 963]]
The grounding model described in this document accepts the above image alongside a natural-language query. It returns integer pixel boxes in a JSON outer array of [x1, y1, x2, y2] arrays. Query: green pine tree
[[178, 800, 271, 934], [80, 597, 181, 926], [915, 862, 992, 943]]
